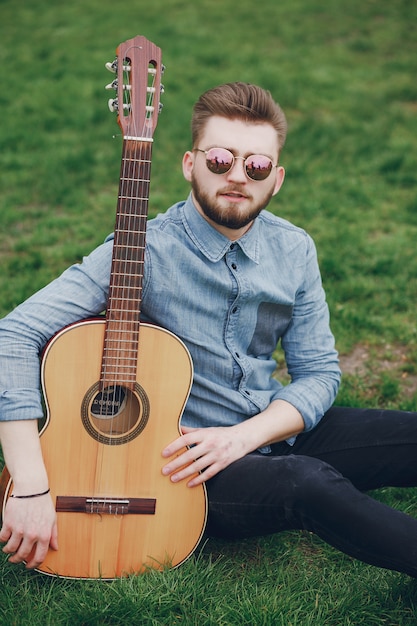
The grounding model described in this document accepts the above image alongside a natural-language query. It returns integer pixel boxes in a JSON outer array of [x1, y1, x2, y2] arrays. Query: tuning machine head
[[105, 59, 117, 74]]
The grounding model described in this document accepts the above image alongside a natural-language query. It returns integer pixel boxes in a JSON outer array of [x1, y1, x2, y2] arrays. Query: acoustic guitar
[[0, 35, 207, 579]]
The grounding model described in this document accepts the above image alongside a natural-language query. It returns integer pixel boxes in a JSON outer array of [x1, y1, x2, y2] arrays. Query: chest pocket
[[248, 302, 293, 357]]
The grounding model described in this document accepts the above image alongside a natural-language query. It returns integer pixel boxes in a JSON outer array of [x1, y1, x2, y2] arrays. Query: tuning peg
[[105, 79, 118, 91], [161, 64, 166, 74], [105, 60, 117, 73], [160, 83, 165, 94], [108, 99, 131, 114], [159, 103, 164, 114], [108, 98, 118, 113]]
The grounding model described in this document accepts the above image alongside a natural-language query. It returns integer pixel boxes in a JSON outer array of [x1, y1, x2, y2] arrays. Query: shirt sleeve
[[272, 235, 341, 433], [0, 240, 113, 422]]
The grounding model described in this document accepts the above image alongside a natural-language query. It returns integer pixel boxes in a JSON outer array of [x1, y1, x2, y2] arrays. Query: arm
[[162, 398, 304, 486], [0, 240, 112, 567], [0, 420, 58, 568], [162, 236, 339, 486]]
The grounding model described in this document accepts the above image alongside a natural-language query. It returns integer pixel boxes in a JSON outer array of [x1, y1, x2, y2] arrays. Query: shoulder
[[147, 202, 186, 232], [258, 210, 308, 236], [257, 210, 316, 254]]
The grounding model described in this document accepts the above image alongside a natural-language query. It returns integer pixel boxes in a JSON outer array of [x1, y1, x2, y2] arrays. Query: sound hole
[[82, 382, 150, 445]]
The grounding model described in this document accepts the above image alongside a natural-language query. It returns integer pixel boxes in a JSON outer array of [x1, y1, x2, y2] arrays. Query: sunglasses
[[193, 147, 276, 181]]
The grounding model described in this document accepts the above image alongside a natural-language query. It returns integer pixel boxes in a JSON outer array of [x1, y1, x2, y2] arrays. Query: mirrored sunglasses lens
[[205, 148, 234, 174], [245, 156, 273, 180]]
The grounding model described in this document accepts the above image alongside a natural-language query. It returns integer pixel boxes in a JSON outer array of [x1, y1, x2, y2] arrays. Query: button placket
[[224, 246, 240, 385]]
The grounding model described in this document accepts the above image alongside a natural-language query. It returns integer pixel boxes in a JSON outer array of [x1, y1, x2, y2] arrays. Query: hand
[[0, 493, 58, 569], [161, 400, 305, 487], [161, 425, 249, 487]]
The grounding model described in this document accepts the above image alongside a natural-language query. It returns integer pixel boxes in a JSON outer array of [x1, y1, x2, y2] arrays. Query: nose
[[226, 156, 247, 182]]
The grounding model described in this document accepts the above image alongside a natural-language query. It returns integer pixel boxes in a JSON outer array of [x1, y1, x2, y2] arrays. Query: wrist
[[10, 487, 50, 499]]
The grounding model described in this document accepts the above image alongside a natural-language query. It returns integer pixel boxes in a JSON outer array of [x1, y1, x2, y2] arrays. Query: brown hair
[[191, 82, 288, 155]]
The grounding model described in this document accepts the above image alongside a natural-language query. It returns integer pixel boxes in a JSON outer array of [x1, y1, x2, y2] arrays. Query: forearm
[[0, 420, 58, 569], [231, 398, 305, 453], [0, 420, 49, 495]]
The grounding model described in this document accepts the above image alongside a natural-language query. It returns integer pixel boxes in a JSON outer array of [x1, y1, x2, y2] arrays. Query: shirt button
[[232, 306, 238, 313], [231, 263, 237, 270]]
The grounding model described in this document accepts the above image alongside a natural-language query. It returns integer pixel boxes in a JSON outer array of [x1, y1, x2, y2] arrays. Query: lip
[[219, 189, 248, 202]]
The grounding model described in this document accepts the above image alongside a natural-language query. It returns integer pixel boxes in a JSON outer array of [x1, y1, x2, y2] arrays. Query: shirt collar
[[182, 193, 260, 264]]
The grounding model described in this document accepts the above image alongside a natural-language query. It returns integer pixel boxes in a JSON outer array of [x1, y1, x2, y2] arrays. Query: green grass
[[2, 536, 417, 625], [1, 0, 417, 623]]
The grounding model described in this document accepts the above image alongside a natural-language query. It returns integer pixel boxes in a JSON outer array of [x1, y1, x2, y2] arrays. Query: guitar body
[[11, 318, 206, 579]]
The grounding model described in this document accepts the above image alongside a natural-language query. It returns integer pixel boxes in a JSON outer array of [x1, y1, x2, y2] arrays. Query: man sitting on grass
[[1, 82, 417, 577]]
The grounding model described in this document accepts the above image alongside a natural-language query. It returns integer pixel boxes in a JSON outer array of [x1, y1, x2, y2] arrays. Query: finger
[[180, 425, 197, 435], [162, 428, 205, 458], [162, 432, 201, 460], [162, 446, 199, 477], [2, 531, 24, 556], [161, 435, 188, 458], [50, 522, 59, 551], [168, 449, 216, 483], [25, 539, 50, 569], [187, 459, 225, 487], [0, 526, 12, 544]]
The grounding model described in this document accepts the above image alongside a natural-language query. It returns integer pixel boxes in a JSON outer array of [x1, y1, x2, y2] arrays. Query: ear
[[182, 151, 194, 182], [271, 166, 285, 196]]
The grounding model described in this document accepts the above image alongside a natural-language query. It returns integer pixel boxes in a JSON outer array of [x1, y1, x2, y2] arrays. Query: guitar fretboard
[[101, 139, 152, 387]]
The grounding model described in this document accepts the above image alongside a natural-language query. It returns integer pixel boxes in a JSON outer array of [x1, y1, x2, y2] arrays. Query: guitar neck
[[102, 139, 152, 388]]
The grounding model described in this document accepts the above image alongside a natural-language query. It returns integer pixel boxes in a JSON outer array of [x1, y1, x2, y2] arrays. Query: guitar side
[[1, 318, 207, 579]]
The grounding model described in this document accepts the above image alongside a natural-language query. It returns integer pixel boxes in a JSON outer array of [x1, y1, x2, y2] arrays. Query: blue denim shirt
[[0, 194, 340, 442]]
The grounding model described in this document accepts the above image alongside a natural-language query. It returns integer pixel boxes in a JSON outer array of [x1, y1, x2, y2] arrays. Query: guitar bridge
[[56, 495, 156, 515]]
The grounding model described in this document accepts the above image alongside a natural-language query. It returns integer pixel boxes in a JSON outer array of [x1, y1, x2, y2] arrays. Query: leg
[[286, 406, 417, 490], [206, 407, 417, 577]]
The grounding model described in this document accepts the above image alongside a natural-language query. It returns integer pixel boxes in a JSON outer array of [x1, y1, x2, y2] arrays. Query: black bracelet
[[10, 488, 50, 499]]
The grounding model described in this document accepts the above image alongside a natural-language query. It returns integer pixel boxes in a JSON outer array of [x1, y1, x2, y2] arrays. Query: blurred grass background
[[1, 0, 417, 623]]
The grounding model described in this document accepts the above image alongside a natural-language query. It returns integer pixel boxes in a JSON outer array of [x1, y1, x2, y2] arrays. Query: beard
[[191, 175, 275, 231]]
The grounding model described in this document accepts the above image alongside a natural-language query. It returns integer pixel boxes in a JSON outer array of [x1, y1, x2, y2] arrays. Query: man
[[1, 82, 417, 576]]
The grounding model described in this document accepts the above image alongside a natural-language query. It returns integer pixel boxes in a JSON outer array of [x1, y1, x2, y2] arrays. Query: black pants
[[205, 407, 417, 577]]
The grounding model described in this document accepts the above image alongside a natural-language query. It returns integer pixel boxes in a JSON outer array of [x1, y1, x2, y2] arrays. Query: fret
[[113, 245, 145, 251], [101, 359, 137, 364], [122, 157, 152, 163], [106, 318, 140, 322], [114, 214, 147, 220], [101, 371, 137, 376], [105, 328, 139, 334], [107, 291, 142, 298], [104, 337, 139, 344], [106, 313, 141, 316], [107, 288, 142, 292], [100, 373, 137, 379], [107, 292, 142, 298], [118, 195, 150, 201], [113, 231, 146, 237], [110, 256, 145, 265], [120, 177, 150, 183]]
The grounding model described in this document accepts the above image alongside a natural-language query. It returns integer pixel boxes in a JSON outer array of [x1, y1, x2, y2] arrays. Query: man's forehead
[[200, 116, 279, 155]]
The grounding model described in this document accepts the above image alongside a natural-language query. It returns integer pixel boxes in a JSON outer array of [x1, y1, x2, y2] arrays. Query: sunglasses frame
[[193, 147, 277, 181]]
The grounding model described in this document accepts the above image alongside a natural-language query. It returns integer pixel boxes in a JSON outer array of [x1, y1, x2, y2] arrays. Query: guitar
[[0, 36, 207, 579]]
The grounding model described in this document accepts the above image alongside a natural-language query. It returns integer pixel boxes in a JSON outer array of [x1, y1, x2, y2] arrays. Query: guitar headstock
[[106, 35, 164, 140]]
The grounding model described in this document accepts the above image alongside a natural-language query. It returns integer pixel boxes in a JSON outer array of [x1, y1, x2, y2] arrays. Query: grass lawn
[[1, 0, 417, 623]]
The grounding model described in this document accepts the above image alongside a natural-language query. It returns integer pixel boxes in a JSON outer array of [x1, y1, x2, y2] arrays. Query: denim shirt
[[0, 194, 340, 443]]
